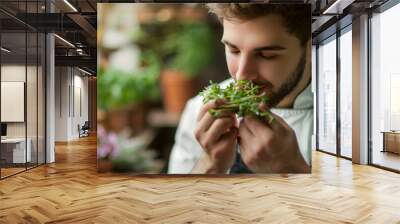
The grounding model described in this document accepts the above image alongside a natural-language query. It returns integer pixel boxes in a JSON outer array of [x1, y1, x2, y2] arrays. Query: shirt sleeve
[[167, 96, 204, 174]]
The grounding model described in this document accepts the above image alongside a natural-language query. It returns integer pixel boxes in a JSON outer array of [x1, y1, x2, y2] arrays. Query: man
[[168, 3, 312, 174]]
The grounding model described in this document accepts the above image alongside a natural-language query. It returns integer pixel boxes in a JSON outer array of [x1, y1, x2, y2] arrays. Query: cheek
[[258, 60, 286, 86], [259, 56, 298, 87]]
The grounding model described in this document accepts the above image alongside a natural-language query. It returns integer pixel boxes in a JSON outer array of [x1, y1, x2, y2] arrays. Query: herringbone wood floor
[[0, 135, 400, 224]]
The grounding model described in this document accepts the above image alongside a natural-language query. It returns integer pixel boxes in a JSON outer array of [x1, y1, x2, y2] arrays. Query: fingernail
[[258, 102, 269, 111]]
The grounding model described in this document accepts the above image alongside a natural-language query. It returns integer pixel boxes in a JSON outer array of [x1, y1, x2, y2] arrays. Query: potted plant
[[97, 126, 119, 172], [103, 5, 214, 115], [160, 21, 214, 114], [111, 142, 159, 173], [97, 125, 159, 173], [98, 50, 160, 133]]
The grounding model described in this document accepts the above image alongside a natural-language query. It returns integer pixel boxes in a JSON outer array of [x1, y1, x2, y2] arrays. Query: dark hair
[[206, 3, 311, 46]]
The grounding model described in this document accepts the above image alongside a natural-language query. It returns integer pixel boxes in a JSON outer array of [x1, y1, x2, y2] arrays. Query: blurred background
[[97, 3, 229, 173]]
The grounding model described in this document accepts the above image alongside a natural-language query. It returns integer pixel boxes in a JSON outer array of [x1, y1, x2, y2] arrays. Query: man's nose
[[236, 54, 258, 81]]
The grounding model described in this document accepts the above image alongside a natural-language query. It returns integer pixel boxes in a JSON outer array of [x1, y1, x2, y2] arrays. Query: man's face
[[222, 14, 308, 106]]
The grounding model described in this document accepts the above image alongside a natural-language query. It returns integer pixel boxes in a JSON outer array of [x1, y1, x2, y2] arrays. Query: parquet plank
[[0, 135, 399, 223]]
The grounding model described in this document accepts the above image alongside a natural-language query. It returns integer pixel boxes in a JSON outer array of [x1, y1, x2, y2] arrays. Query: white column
[[55, 67, 73, 141], [46, 1, 55, 163], [352, 14, 369, 164]]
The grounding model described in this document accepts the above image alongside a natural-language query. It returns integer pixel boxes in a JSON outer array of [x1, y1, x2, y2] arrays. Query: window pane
[[371, 3, 400, 171], [318, 36, 337, 154], [38, 32, 45, 165], [1, 30, 28, 177], [339, 28, 352, 158], [27, 31, 38, 169]]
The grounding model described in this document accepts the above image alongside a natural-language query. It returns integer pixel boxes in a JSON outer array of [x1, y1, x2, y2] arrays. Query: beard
[[267, 48, 307, 107]]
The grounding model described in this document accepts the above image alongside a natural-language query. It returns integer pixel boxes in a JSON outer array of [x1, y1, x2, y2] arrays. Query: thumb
[[258, 102, 269, 112]]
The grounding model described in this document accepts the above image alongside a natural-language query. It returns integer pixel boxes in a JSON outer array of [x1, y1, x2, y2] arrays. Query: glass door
[[339, 26, 352, 159], [1, 30, 28, 178], [370, 2, 400, 172], [317, 35, 337, 155]]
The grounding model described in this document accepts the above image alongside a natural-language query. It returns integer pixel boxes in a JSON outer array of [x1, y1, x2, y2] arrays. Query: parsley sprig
[[200, 80, 274, 123]]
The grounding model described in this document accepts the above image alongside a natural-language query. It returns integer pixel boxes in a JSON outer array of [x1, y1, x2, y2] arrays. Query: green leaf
[[200, 80, 274, 123], [97, 50, 161, 111]]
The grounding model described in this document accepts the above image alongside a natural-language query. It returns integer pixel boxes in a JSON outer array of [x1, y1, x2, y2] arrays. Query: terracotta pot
[[179, 6, 208, 22], [129, 103, 148, 135], [161, 69, 197, 114], [97, 159, 113, 173], [107, 108, 130, 133]]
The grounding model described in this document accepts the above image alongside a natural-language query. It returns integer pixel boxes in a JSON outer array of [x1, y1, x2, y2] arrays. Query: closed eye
[[259, 53, 278, 60], [226, 46, 240, 54]]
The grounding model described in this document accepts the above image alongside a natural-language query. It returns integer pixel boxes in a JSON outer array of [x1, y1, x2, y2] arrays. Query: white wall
[[1, 65, 33, 138], [55, 66, 69, 141], [1, 64, 46, 164], [54, 67, 89, 141], [1, 65, 26, 142]]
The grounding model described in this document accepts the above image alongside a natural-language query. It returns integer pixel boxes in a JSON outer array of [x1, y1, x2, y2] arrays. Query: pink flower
[[97, 125, 106, 139], [99, 143, 112, 158], [98, 129, 120, 159]]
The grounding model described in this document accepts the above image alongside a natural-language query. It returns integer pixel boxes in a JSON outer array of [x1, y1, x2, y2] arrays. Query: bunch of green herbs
[[200, 80, 274, 123]]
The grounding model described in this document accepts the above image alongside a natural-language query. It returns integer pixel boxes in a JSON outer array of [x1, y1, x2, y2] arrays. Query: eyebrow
[[221, 40, 286, 51]]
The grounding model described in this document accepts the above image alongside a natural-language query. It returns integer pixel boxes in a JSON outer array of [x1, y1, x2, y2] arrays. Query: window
[[317, 35, 337, 155], [370, 2, 400, 171], [339, 27, 352, 158], [0, 1, 47, 179]]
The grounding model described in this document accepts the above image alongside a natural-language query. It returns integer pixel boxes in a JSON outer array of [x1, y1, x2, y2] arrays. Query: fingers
[[207, 116, 237, 144], [238, 118, 259, 169], [267, 111, 291, 131], [197, 112, 217, 133], [195, 100, 238, 152], [212, 127, 238, 155], [197, 99, 226, 122], [201, 126, 237, 156], [197, 99, 235, 133], [238, 120, 253, 155], [239, 118, 254, 139], [219, 127, 238, 144], [242, 108, 290, 135], [258, 102, 269, 111], [197, 110, 236, 133], [242, 116, 273, 136]]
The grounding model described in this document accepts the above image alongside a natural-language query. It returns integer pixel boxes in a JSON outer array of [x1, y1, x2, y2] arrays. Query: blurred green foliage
[[112, 144, 157, 172], [98, 51, 160, 111], [98, 15, 215, 111], [136, 21, 215, 79], [162, 22, 214, 78]]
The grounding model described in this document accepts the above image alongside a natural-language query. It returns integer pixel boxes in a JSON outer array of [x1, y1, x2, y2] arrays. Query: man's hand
[[191, 99, 238, 174], [238, 111, 310, 173]]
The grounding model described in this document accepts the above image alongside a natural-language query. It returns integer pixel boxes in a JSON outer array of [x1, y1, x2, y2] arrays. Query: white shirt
[[168, 79, 313, 174]]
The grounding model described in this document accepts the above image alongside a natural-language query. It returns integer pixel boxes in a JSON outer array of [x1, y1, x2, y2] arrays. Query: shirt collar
[[292, 84, 313, 109]]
